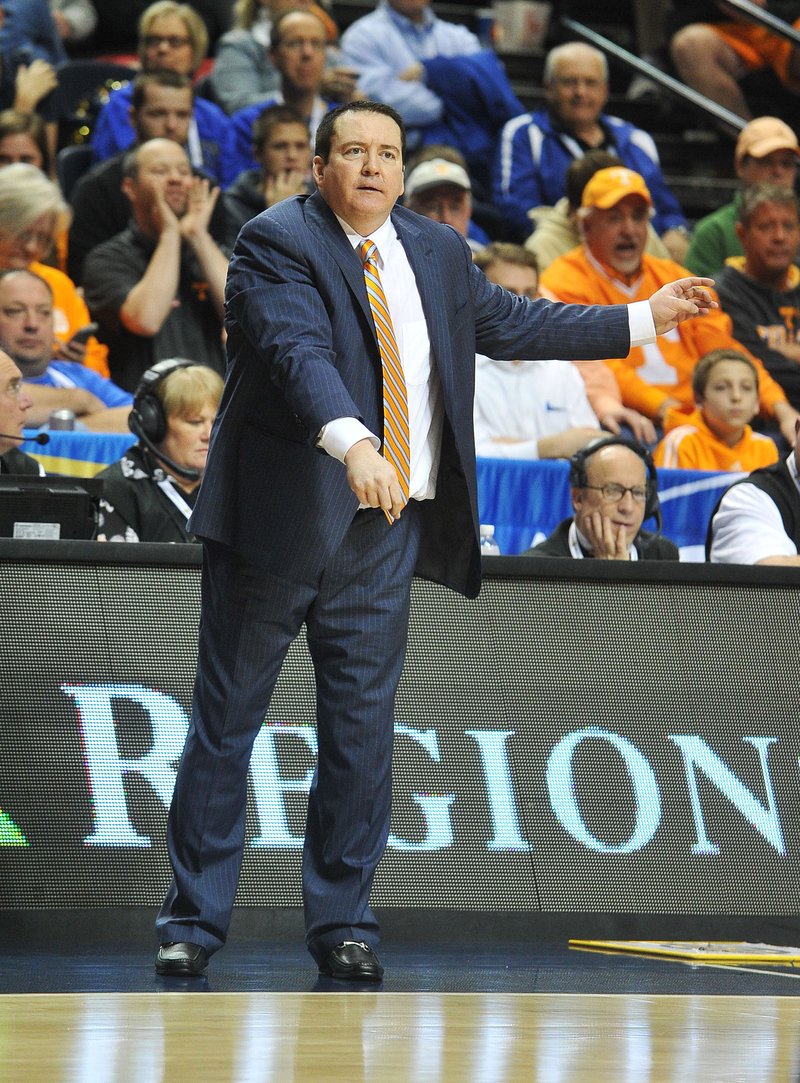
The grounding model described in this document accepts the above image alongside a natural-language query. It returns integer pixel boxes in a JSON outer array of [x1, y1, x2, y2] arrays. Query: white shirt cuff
[[317, 416, 380, 463], [628, 300, 656, 348]]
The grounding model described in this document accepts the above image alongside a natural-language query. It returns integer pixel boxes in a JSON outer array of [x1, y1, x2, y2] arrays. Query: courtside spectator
[[472, 243, 603, 460], [90, 2, 233, 185], [82, 139, 228, 390], [495, 42, 689, 259], [0, 110, 51, 175], [654, 348, 778, 471], [68, 70, 231, 283], [708, 416, 800, 563], [225, 9, 354, 182], [525, 435, 679, 560], [540, 166, 799, 445], [0, 348, 39, 474], [97, 360, 223, 542], [404, 152, 488, 251], [527, 149, 669, 273], [225, 102, 311, 234], [715, 184, 800, 411], [0, 163, 109, 375], [0, 269, 132, 431], [686, 117, 800, 278], [339, 0, 521, 193], [211, 0, 348, 115]]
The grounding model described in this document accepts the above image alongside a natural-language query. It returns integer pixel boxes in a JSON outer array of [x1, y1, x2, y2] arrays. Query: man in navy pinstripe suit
[[155, 100, 715, 981]]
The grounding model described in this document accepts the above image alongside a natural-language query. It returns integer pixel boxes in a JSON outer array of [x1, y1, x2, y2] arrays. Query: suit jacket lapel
[[304, 192, 374, 331]]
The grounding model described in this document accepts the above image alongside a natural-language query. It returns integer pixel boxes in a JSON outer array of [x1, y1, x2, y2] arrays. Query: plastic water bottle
[[480, 523, 501, 555]]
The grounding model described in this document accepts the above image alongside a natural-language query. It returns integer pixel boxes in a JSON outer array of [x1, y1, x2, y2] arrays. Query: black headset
[[128, 358, 200, 481], [569, 435, 661, 525]]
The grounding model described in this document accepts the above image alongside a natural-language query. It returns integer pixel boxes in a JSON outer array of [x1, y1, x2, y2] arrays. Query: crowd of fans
[[3, 0, 800, 564]]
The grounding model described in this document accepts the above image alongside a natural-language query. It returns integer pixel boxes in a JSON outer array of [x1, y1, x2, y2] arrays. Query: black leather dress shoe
[[155, 941, 209, 977], [319, 941, 384, 981]]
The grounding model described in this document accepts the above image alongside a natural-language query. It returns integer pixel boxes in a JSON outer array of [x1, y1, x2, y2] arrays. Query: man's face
[[313, 110, 404, 236], [0, 348, 32, 454], [699, 359, 759, 440], [0, 212, 54, 269], [738, 200, 800, 285], [0, 273, 55, 377], [409, 183, 470, 237], [386, 0, 429, 23], [256, 121, 310, 176], [572, 445, 648, 551], [545, 47, 608, 131], [582, 195, 649, 277], [140, 15, 196, 76], [483, 257, 538, 299], [0, 132, 43, 170], [270, 13, 326, 94], [738, 149, 799, 188], [132, 84, 193, 145], [124, 139, 194, 222]]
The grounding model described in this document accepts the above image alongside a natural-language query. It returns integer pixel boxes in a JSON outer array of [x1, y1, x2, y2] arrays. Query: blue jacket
[[90, 83, 234, 187], [494, 108, 687, 238], [27, 361, 133, 408], [420, 51, 523, 199]]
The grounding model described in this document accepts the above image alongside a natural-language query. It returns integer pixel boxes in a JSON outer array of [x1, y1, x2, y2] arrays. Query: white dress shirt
[[319, 215, 442, 500], [709, 453, 800, 564], [320, 215, 656, 499]]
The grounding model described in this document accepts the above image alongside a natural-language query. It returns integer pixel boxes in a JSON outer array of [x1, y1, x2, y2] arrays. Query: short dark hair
[[473, 242, 538, 276], [251, 103, 309, 154], [692, 348, 759, 399], [738, 182, 800, 228], [566, 150, 623, 211], [0, 109, 49, 174], [314, 100, 406, 164], [131, 69, 194, 113]]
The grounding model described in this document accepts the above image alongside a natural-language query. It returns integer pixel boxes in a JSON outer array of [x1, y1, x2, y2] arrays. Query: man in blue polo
[[0, 269, 133, 431]]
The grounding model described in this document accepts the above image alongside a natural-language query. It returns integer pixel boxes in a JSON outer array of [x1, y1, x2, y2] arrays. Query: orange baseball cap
[[735, 116, 800, 166], [581, 166, 653, 210]]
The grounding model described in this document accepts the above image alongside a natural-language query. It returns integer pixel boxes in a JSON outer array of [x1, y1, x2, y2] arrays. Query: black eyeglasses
[[583, 483, 648, 503], [143, 34, 191, 49]]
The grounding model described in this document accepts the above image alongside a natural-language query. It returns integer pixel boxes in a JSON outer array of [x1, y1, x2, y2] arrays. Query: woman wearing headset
[[97, 359, 222, 542]]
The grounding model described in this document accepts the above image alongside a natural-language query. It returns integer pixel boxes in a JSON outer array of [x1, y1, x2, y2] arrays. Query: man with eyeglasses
[[525, 435, 679, 560], [0, 347, 41, 475], [540, 165, 800, 449], [90, 2, 234, 186], [226, 9, 360, 184]]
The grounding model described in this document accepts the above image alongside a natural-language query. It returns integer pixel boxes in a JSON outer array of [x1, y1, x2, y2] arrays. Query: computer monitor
[[0, 476, 102, 540]]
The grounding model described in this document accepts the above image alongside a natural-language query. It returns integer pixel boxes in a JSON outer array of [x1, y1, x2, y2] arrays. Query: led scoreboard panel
[[2, 542, 800, 916]]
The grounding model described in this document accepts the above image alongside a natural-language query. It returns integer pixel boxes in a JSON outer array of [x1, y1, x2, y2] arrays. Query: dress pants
[[156, 502, 423, 964]]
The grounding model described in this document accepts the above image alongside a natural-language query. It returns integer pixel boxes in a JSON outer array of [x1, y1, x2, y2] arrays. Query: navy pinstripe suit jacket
[[190, 191, 631, 598]]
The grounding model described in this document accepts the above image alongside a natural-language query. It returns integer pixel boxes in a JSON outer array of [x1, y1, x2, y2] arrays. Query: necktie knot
[[359, 239, 378, 267]]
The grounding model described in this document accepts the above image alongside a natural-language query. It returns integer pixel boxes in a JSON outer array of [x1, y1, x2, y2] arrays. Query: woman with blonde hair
[[0, 163, 109, 375], [90, 1, 230, 183], [97, 359, 224, 542]]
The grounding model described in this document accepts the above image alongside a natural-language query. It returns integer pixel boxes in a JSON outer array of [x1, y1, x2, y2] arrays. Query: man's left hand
[[649, 277, 716, 335]]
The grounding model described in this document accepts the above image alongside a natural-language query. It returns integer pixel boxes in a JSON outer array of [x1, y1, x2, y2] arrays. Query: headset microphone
[[0, 431, 49, 445], [128, 410, 200, 482]]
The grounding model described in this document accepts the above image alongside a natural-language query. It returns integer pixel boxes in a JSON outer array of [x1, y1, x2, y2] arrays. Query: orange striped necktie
[[359, 239, 411, 508]]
